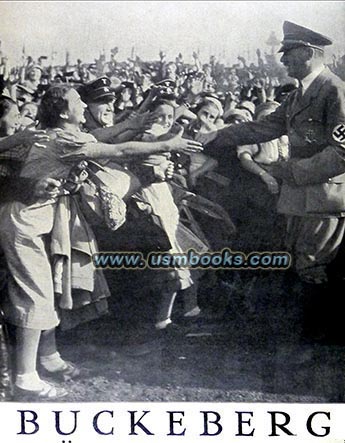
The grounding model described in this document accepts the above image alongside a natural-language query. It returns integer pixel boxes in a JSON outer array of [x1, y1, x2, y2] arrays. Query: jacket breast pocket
[[294, 117, 327, 145]]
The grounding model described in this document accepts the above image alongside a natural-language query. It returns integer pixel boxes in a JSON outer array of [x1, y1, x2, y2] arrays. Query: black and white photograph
[[1, 1, 345, 441]]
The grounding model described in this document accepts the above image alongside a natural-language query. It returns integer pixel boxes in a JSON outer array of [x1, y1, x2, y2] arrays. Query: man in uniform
[[202, 21, 345, 339], [79, 76, 156, 141], [78, 76, 117, 131]]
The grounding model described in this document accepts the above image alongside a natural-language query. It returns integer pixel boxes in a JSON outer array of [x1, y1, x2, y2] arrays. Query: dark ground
[[53, 265, 345, 403]]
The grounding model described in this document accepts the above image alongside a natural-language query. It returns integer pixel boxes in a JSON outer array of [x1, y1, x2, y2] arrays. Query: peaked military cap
[[120, 81, 136, 90], [151, 79, 177, 100], [156, 79, 176, 88], [185, 70, 205, 81], [278, 21, 333, 53], [79, 76, 115, 103], [154, 79, 177, 96]]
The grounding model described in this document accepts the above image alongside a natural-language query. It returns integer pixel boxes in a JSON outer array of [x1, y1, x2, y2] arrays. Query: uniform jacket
[[215, 68, 345, 216]]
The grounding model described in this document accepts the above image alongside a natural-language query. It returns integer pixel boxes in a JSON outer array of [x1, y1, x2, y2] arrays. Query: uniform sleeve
[[290, 82, 345, 185], [213, 99, 288, 148]]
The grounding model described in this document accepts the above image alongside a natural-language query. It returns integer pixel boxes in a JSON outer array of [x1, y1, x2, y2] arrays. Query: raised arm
[[196, 98, 289, 148], [90, 112, 156, 143], [217, 100, 288, 147], [0, 127, 49, 153], [60, 129, 203, 162]]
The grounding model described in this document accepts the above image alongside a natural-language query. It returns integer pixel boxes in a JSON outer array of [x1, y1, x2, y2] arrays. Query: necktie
[[296, 81, 304, 103]]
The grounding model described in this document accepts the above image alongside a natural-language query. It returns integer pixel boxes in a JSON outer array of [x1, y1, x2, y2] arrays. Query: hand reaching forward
[[194, 129, 218, 145], [164, 126, 203, 154], [16, 126, 50, 148]]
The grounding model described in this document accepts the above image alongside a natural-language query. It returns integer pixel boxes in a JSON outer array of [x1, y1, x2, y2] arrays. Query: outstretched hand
[[165, 126, 203, 153], [194, 129, 218, 145], [16, 126, 50, 148], [126, 111, 157, 131]]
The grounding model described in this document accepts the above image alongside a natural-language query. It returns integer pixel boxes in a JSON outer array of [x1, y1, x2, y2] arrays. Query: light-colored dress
[[0, 128, 109, 330], [135, 180, 193, 290], [132, 131, 193, 290]]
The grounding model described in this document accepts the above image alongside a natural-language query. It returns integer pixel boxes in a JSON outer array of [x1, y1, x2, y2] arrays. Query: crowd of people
[[0, 41, 299, 248], [0, 22, 345, 401]]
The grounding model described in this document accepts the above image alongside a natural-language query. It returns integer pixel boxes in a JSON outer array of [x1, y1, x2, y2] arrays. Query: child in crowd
[[180, 96, 224, 188], [130, 99, 202, 332]]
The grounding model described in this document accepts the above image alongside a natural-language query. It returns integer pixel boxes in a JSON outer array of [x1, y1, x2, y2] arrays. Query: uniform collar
[[300, 64, 325, 94]]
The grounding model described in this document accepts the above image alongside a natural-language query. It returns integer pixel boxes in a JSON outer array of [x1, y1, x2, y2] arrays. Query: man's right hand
[[195, 130, 218, 145], [165, 127, 203, 153]]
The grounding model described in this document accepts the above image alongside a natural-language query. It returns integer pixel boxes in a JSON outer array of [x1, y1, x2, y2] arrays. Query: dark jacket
[[214, 68, 345, 216]]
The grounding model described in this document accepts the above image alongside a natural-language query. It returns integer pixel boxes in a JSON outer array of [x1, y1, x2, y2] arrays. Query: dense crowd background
[[1, 41, 300, 111], [1, 36, 345, 104], [0, 37, 306, 251]]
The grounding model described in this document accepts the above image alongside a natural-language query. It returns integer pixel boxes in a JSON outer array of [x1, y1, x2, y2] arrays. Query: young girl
[[182, 96, 223, 188], [130, 99, 202, 333]]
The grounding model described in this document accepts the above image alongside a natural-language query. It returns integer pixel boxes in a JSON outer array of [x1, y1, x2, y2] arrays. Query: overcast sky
[[0, 1, 344, 66]]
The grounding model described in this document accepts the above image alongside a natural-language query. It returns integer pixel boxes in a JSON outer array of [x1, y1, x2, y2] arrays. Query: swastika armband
[[332, 124, 345, 145]]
